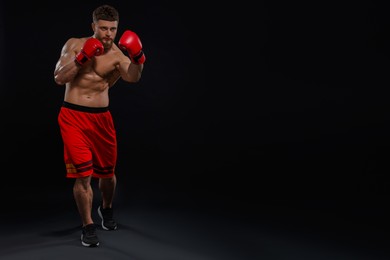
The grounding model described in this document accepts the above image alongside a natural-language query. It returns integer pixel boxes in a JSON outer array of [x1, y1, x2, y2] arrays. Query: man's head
[[93, 4, 119, 23], [91, 5, 119, 51]]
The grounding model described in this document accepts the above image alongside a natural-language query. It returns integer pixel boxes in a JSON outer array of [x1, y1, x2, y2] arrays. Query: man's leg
[[99, 175, 116, 208], [98, 175, 118, 230], [74, 176, 99, 247], [74, 176, 94, 225]]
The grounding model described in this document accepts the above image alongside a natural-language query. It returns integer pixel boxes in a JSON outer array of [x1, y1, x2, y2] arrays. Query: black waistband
[[62, 101, 109, 113]]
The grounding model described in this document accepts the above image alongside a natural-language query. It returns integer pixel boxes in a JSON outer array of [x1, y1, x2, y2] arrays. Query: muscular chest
[[91, 55, 117, 78], [76, 50, 121, 87]]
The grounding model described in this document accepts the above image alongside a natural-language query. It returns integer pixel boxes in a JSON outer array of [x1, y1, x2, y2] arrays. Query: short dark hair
[[93, 5, 119, 23]]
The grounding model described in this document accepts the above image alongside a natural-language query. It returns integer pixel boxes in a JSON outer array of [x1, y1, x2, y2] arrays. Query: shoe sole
[[81, 234, 99, 247], [98, 206, 118, 231]]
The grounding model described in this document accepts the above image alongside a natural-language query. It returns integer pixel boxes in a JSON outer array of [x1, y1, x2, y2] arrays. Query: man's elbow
[[124, 74, 142, 83], [54, 75, 66, 86]]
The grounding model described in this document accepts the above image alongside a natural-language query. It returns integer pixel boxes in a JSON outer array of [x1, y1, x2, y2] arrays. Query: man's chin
[[103, 42, 112, 50]]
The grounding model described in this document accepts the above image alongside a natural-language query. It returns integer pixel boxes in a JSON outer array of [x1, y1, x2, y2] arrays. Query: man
[[53, 4, 145, 247]]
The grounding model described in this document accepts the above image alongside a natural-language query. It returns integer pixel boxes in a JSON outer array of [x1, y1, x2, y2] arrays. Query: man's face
[[92, 20, 118, 50]]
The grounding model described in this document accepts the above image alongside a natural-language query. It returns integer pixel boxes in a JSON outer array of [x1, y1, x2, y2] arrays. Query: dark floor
[[0, 178, 389, 260]]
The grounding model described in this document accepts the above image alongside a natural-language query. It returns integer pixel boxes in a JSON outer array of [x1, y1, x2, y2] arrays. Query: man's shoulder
[[66, 37, 89, 44], [63, 37, 89, 51]]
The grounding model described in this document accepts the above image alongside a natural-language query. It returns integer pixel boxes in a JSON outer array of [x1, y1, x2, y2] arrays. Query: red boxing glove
[[119, 30, 146, 64], [75, 38, 104, 65]]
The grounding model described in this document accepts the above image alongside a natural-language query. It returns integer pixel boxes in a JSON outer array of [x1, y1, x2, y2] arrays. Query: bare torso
[[64, 37, 126, 107]]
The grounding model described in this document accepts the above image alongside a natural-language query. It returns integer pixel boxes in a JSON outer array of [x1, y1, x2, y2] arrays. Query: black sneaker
[[98, 205, 118, 230], [81, 224, 99, 247]]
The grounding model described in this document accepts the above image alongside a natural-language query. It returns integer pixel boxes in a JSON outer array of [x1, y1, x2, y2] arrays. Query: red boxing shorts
[[58, 101, 117, 178]]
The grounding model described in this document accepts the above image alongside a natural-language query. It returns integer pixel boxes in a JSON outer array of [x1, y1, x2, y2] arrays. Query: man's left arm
[[117, 30, 145, 83]]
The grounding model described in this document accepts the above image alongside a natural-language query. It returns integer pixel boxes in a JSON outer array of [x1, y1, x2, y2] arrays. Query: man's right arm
[[54, 38, 80, 86], [54, 37, 104, 85]]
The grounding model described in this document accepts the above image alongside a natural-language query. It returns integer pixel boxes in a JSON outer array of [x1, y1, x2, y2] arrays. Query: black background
[[1, 0, 390, 234]]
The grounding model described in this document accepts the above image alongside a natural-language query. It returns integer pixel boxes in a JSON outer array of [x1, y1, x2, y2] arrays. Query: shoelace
[[85, 225, 97, 235]]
